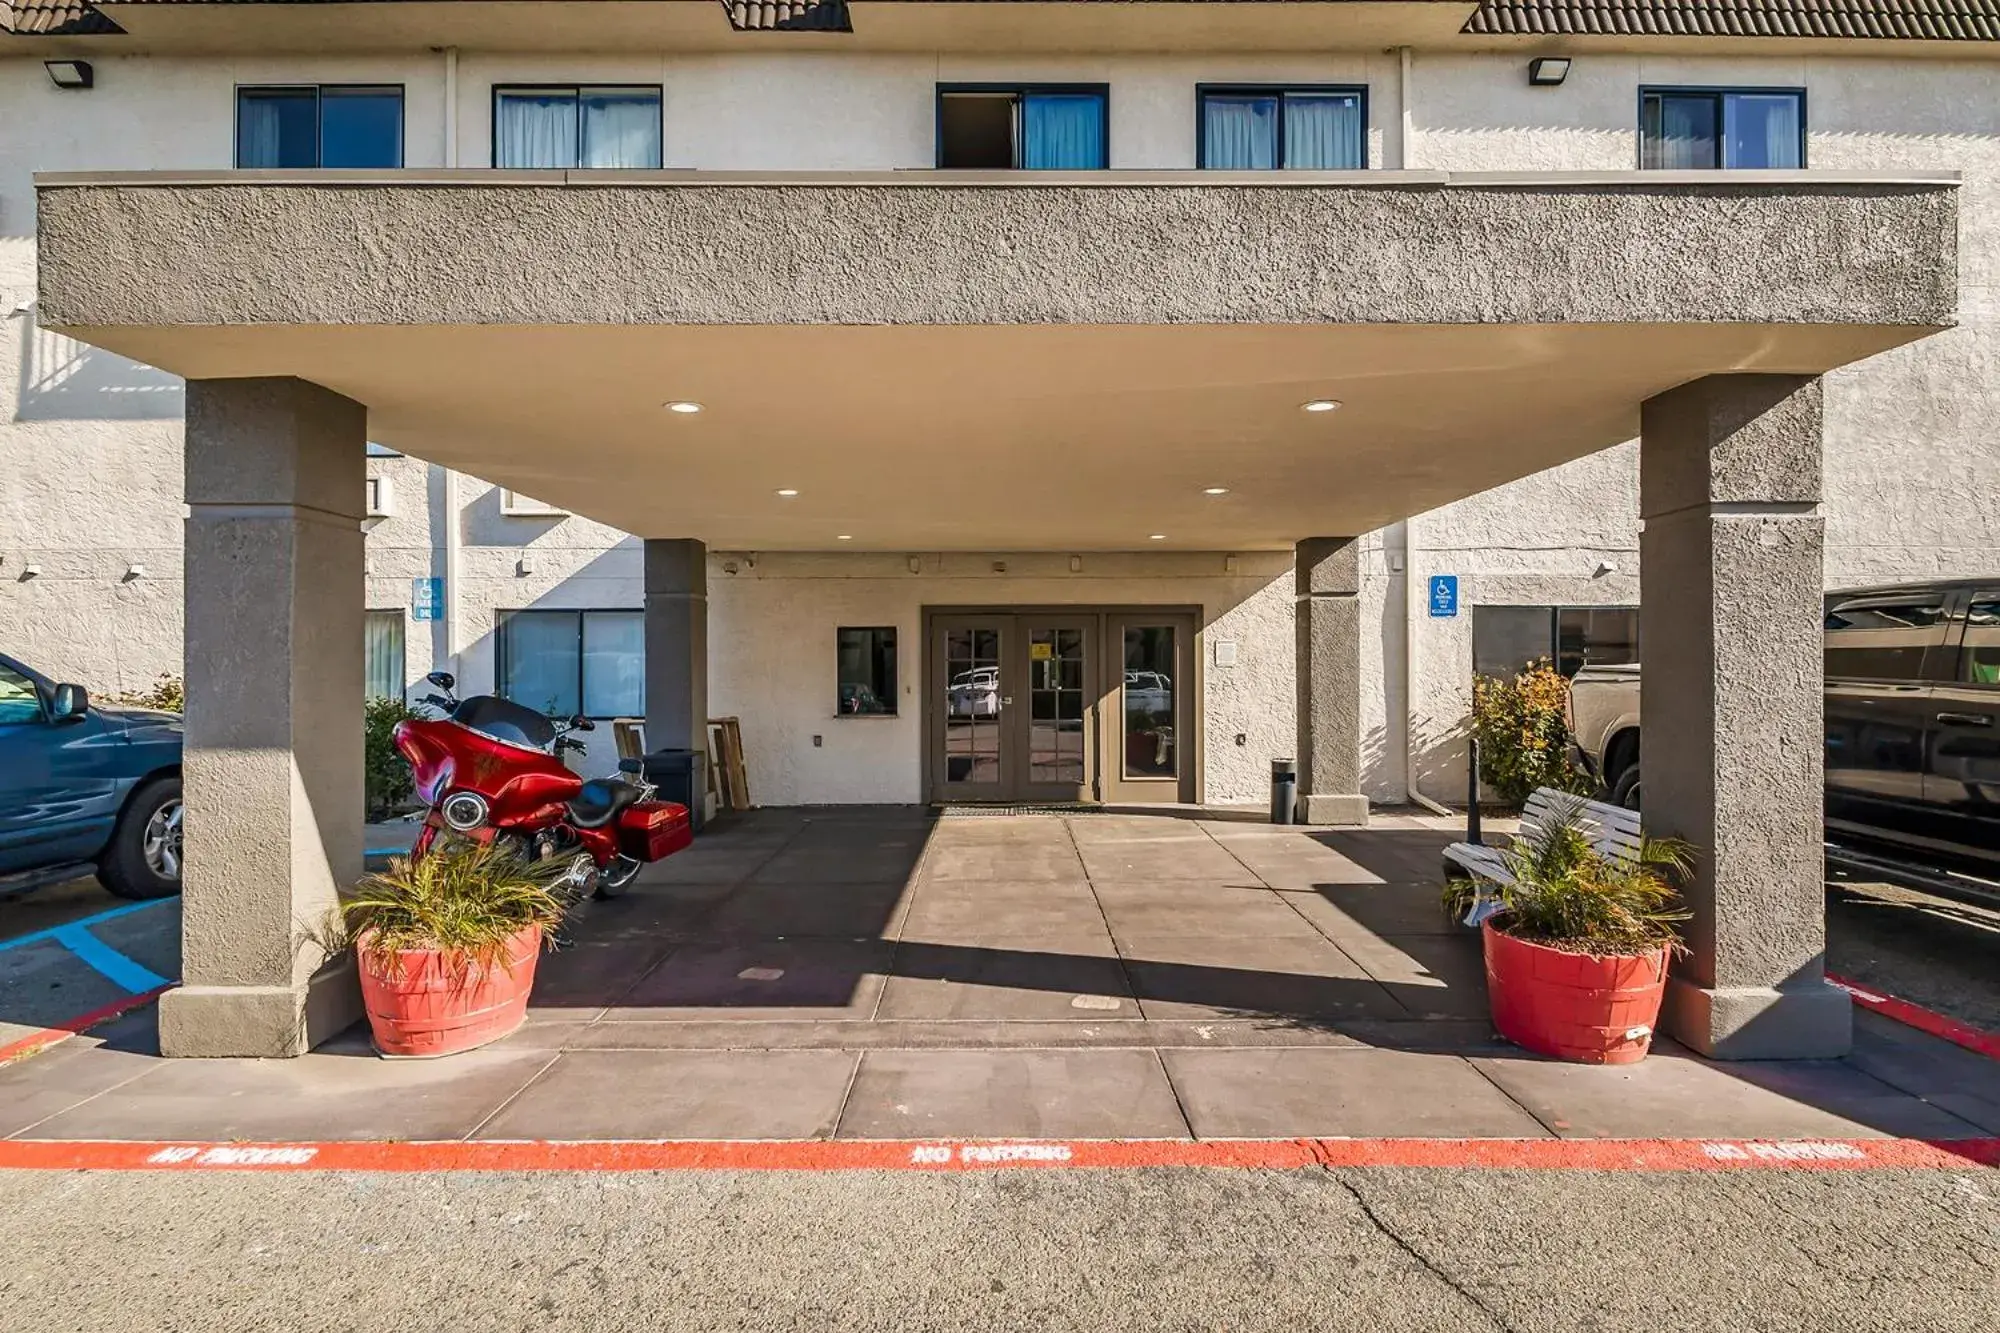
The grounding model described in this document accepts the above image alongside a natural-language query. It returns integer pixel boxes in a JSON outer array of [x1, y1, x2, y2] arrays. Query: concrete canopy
[[35, 170, 1957, 549]]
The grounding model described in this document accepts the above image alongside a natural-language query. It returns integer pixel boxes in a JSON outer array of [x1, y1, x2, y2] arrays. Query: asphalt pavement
[[1827, 873, 2000, 1032], [0, 1164, 1991, 1331]]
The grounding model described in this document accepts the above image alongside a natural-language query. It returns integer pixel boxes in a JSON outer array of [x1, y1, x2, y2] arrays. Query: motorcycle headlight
[[440, 790, 489, 832]]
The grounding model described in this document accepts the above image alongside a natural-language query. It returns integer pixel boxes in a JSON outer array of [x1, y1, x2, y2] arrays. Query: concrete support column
[[1295, 537, 1369, 827], [644, 539, 709, 753], [1641, 374, 1851, 1060], [159, 377, 367, 1057]]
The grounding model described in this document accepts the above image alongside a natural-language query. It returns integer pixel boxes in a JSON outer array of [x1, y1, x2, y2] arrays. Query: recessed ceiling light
[[1301, 399, 1342, 413], [837, 534, 853, 541], [1149, 534, 1167, 541], [776, 488, 799, 497], [665, 401, 702, 414], [1203, 486, 1229, 496]]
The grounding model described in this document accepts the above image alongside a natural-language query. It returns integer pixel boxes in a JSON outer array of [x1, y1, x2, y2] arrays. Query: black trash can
[[639, 748, 706, 835], [1269, 757, 1298, 826]]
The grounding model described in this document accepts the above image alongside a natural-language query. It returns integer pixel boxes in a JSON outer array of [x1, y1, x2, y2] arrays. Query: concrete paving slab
[[1470, 1047, 1991, 1141], [1322, 931, 1492, 1020], [1280, 884, 1463, 938], [0, 1033, 157, 1137], [20, 1037, 554, 1142], [878, 939, 1136, 1021], [524, 941, 672, 1017], [568, 882, 742, 942], [698, 880, 913, 940], [922, 841, 1086, 881], [1162, 1047, 1551, 1139], [475, 1050, 859, 1140], [1202, 831, 1387, 889], [1093, 883, 1330, 940], [836, 1049, 1190, 1139], [558, 1018, 1378, 1051], [899, 891, 1109, 938], [1075, 835, 1255, 882], [1847, 1010, 2000, 1133], [603, 939, 893, 1020], [1309, 830, 1457, 885], [753, 851, 926, 886], [1114, 933, 1407, 1022]]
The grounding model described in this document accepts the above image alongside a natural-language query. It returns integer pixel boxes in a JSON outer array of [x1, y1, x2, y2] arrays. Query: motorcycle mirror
[[425, 671, 456, 691], [570, 714, 596, 732]]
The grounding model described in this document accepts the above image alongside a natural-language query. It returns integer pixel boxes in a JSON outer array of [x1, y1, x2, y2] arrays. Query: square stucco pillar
[[1641, 374, 1851, 1060], [1295, 538, 1369, 827], [644, 539, 709, 755], [158, 377, 367, 1058]]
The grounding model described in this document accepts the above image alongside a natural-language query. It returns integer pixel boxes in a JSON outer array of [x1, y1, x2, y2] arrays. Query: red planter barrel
[[1482, 921, 1669, 1065], [356, 925, 542, 1058]]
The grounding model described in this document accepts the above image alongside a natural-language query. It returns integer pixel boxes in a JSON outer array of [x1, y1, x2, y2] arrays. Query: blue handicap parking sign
[[1428, 575, 1459, 619], [412, 577, 444, 622]]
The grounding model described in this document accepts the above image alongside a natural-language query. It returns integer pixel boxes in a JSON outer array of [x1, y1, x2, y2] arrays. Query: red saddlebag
[[617, 801, 693, 861]]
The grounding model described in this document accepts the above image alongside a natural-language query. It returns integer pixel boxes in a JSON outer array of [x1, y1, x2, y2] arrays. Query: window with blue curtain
[[1641, 89, 1803, 169], [237, 86, 403, 169], [937, 86, 1107, 169], [1199, 88, 1365, 171], [498, 609, 645, 719], [494, 86, 661, 169]]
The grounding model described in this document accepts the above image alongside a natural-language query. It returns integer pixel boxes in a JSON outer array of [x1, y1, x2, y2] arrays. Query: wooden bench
[[1444, 787, 1644, 923]]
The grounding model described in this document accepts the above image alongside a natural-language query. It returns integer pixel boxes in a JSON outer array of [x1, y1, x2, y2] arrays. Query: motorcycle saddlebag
[[616, 800, 693, 862]]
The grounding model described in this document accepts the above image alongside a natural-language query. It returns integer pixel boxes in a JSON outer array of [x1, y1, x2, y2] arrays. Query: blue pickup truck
[[0, 652, 183, 900]]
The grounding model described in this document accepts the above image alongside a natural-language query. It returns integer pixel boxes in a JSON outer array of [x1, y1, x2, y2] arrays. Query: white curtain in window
[[1284, 95, 1365, 170], [1725, 94, 1801, 169], [501, 612, 582, 717], [364, 611, 405, 701], [1201, 97, 1277, 169], [581, 90, 662, 169], [238, 96, 286, 169], [581, 611, 645, 717], [495, 92, 578, 169]]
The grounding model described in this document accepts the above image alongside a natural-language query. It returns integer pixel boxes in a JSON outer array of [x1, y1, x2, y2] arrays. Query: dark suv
[[0, 652, 184, 900], [1825, 580, 2000, 874]]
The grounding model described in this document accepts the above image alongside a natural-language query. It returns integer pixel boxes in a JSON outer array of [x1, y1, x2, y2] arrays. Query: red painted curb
[[0, 1136, 1991, 1175], [1828, 973, 2000, 1062], [0, 985, 172, 1066]]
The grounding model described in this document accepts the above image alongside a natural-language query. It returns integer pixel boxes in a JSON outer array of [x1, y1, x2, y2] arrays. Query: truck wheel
[[98, 777, 184, 900], [1610, 766, 1642, 812]]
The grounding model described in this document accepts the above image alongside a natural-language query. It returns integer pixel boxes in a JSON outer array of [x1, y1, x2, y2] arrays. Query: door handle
[[1936, 712, 1993, 727]]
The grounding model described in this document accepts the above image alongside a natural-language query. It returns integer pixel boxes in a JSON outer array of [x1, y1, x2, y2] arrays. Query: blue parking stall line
[[0, 896, 175, 957], [49, 924, 172, 994]]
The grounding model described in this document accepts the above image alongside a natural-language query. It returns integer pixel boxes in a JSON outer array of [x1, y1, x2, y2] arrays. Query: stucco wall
[[3, 44, 1996, 808]]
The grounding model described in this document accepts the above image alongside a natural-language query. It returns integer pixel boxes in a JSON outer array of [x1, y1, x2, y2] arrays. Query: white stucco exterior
[[3, 32, 1995, 806]]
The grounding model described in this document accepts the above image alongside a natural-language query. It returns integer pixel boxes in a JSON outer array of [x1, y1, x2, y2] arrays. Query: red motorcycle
[[393, 672, 691, 896]]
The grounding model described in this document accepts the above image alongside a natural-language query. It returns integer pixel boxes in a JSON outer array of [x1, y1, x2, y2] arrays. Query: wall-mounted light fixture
[[906, 555, 922, 575], [18, 562, 41, 581], [123, 562, 147, 582], [45, 60, 94, 90], [1527, 57, 1571, 88], [1069, 555, 1083, 573]]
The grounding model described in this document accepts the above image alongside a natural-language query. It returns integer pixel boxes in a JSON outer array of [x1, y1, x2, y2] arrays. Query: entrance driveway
[[2, 809, 1996, 1146]]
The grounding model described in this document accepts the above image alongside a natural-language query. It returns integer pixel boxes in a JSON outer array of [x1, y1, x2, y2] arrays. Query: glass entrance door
[[1015, 616, 1096, 803], [1102, 612, 1197, 804], [929, 613, 1098, 803], [934, 616, 1008, 802]]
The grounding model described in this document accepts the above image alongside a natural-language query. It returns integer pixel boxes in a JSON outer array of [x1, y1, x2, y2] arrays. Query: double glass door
[[929, 611, 1195, 804]]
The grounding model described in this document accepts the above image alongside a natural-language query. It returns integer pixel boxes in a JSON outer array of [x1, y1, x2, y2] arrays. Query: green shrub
[[1491, 796, 1693, 956], [365, 695, 429, 820], [1469, 662, 1591, 805], [345, 838, 577, 973]]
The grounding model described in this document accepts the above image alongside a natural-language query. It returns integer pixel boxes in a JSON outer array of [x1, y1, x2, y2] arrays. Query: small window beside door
[[494, 86, 663, 169], [937, 86, 1109, 169], [1641, 88, 1804, 170], [837, 627, 898, 716], [1824, 593, 1949, 683], [237, 85, 404, 168], [1472, 605, 1639, 681], [365, 610, 406, 701], [1198, 86, 1366, 170]]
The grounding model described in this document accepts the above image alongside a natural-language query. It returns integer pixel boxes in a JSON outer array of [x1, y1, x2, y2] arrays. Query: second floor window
[[937, 86, 1108, 170], [1641, 88, 1804, 170], [1199, 87, 1366, 170], [494, 86, 662, 169], [237, 85, 403, 168]]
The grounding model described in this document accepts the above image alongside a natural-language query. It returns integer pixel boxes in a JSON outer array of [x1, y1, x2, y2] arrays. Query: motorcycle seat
[[568, 779, 645, 830]]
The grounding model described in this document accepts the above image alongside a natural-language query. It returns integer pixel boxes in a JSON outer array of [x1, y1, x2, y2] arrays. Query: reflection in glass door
[[1103, 613, 1197, 804], [1017, 618, 1094, 803], [939, 619, 1005, 795]]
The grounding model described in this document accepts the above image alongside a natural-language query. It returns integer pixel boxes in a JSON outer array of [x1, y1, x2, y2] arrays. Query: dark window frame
[[1194, 83, 1370, 171], [234, 83, 407, 169], [494, 607, 646, 720], [836, 626, 900, 717], [1472, 604, 1641, 681], [490, 83, 665, 170], [1637, 85, 1807, 170], [934, 82, 1112, 169]]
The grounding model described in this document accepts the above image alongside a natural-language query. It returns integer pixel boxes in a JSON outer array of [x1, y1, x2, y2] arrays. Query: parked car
[[947, 666, 1001, 719], [0, 652, 184, 899], [1566, 579, 2000, 877]]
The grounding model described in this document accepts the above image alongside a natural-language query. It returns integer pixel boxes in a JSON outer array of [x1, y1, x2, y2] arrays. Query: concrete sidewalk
[[1, 809, 1995, 1147]]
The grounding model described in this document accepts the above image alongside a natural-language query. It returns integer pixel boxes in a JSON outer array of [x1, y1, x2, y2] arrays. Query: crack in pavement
[[1328, 1169, 1514, 1333]]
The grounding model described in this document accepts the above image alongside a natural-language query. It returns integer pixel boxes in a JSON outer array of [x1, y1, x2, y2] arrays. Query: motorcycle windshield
[[452, 696, 559, 751]]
